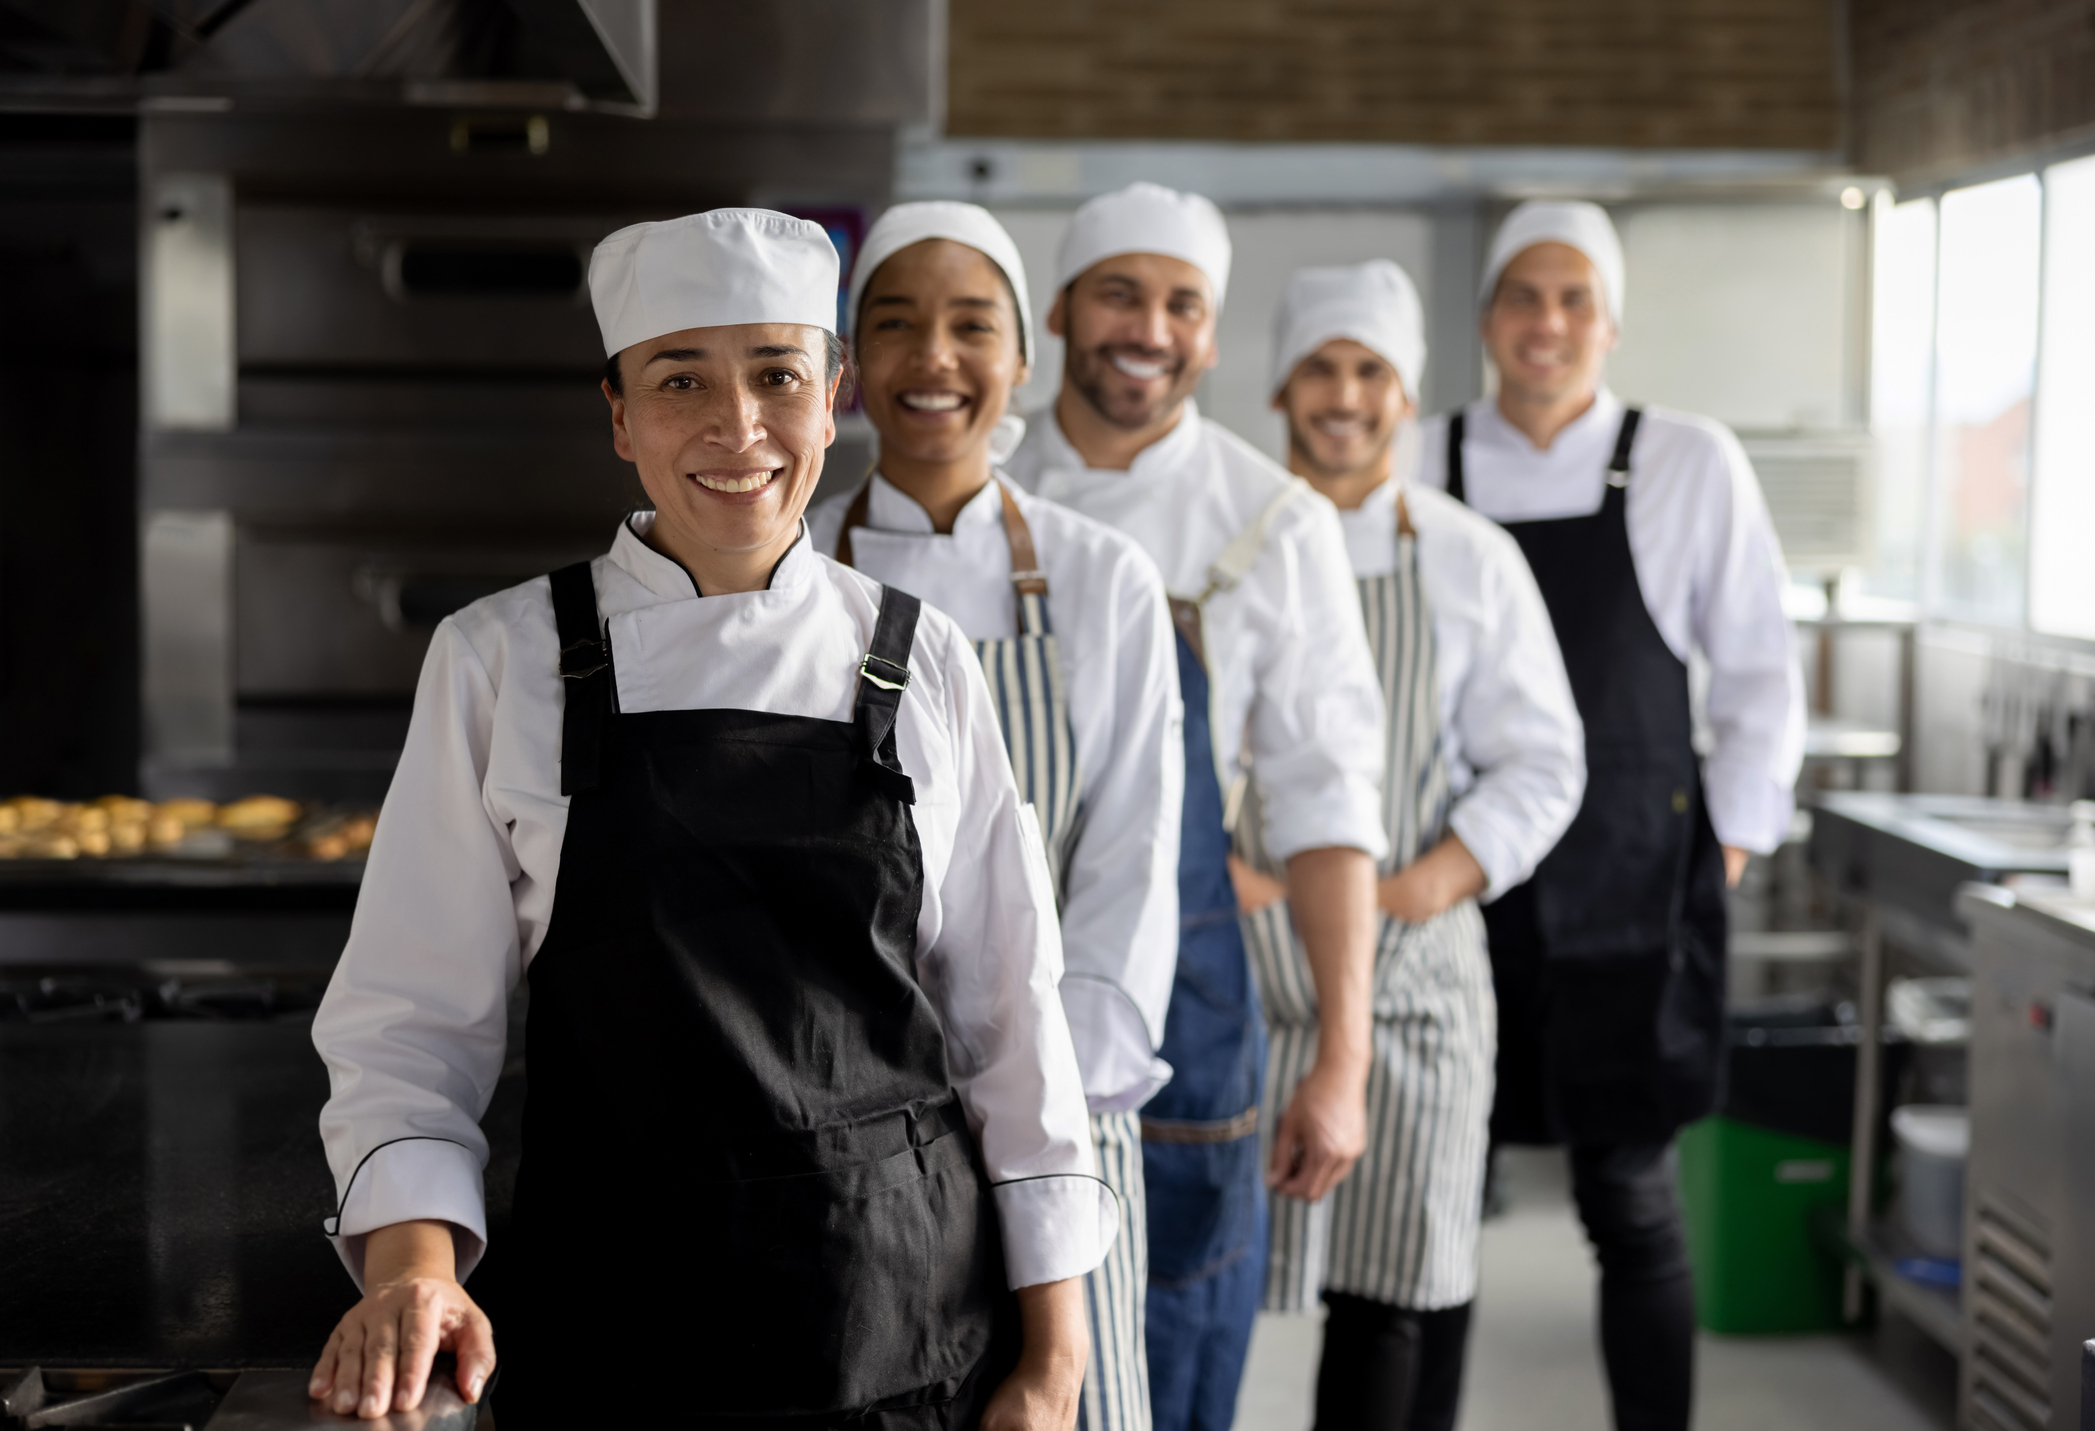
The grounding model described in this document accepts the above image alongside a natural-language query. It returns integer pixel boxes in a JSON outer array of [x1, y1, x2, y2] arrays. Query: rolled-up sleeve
[[1058, 545, 1182, 1111], [1695, 430, 1806, 854], [313, 618, 523, 1288], [1440, 524, 1586, 900], [1247, 497, 1390, 865], [915, 631, 1117, 1289]]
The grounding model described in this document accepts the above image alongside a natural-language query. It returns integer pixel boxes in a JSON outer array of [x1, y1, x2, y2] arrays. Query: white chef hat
[[1270, 259, 1427, 404], [848, 201, 1034, 364], [1054, 181, 1232, 305], [588, 208, 839, 357], [1478, 200, 1625, 328]]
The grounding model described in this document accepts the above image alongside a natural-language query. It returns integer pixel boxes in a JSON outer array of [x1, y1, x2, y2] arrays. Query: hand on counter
[[980, 1278, 1087, 1431], [309, 1219, 494, 1419]]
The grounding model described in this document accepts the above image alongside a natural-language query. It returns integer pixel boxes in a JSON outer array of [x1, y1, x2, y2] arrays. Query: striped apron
[[837, 476, 1150, 1431], [1236, 529, 1496, 1313]]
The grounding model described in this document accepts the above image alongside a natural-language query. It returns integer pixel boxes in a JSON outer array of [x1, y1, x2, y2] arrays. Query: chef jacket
[[807, 473, 1184, 1114], [1003, 403, 1388, 868], [1337, 472, 1585, 899], [313, 515, 1111, 1292], [1415, 389, 1805, 855]]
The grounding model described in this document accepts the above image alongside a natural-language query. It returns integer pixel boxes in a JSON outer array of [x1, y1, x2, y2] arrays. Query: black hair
[[602, 331, 846, 396]]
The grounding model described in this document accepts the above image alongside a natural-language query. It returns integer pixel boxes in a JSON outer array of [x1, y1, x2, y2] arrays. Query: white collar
[[1473, 386, 1623, 456], [1041, 398, 1204, 479], [864, 471, 1005, 536], [611, 511, 815, 599]]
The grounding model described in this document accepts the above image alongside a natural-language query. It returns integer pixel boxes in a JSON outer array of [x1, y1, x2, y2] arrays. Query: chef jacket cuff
[[1447, 803, 1526, 903], [992, 1174, 1120, 1289], [1060, 975, 1173, 1114], [1703, 765, 1796, 856], [325, 1137, 488, 1291], [1259, 776, 1389, 868]]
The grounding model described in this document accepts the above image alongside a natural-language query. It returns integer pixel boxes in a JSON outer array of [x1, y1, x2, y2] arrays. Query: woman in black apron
[[307, 209, 1113, 1428]]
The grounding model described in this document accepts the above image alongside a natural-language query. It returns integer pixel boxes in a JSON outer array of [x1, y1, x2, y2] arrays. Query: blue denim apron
[[1141, 620, 1270, 1431]]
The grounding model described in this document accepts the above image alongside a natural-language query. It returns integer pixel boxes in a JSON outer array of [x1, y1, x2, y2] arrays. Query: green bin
[[1678, 1114, 1850, 1333]]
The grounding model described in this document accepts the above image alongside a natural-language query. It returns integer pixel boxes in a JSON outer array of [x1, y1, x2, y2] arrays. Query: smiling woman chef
[[305, 209, 1113, 1429], [807, 202, 1182, 1431]]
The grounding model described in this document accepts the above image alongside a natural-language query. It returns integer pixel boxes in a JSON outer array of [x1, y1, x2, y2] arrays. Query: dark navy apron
[[1140, 605, 1267, 1287], [1447, 411, 1728, 1148], [495, 563, 1014, 1427]]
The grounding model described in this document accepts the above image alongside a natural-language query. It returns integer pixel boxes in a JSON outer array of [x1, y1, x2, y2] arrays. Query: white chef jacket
[[1338, 473, 1585, 900], [1414, 390, 1805, 855], [807, 473, 1183, 1114], [1004, 403, 1388, 867], [312, 515, 1113, 1294]]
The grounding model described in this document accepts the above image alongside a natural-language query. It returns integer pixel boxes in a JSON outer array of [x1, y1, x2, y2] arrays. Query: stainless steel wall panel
[[142, 427, 639, 521], [235, 205, 623, 371]]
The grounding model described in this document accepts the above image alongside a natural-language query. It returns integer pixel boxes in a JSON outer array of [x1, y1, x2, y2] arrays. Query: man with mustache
[[1004, 183, 1386, 1431], [1417, 201, 1805, 1431]]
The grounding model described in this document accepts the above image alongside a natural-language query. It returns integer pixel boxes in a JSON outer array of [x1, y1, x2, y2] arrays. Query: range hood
[[0, 0, 657, 113]]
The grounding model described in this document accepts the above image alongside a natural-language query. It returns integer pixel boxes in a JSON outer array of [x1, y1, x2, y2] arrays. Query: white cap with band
[[1478, 200, 1626, 328], [849, 201, 1035, 365], [589, 208, 840, 357], [1054, 181, 1232, 304], [1270, 259, 1427, 403]]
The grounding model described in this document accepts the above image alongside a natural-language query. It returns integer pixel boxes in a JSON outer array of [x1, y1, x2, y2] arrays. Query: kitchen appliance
[[135, 1, 931, 802], [1957, 884, 2095, 1431]]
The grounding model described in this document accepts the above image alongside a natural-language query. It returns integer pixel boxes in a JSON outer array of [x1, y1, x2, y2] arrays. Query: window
[[1867, 195, 1936, 601], [2030, 154, 2095, 639], [1929, 175, 2042, 625]]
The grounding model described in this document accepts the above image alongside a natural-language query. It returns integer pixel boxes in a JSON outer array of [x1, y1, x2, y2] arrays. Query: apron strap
[[1607, 408, 1643, 487], [1445, 411, 1466, 504], [855, 584, 921, 805], [550, 561, 610, 797]]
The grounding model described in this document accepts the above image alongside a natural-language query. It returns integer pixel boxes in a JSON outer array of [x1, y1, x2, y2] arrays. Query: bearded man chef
[[305, 209, 1113, 1431], [1234, 260, 1582, 1431], [807, 201, 1182, 1431], [1003, 183, 1386, 1431], [1415, 201, 1806, 1431]]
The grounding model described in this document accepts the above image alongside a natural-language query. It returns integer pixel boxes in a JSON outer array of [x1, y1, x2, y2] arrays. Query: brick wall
[[945, 0, 1843, 149], [1851, 0, 2095, 183]]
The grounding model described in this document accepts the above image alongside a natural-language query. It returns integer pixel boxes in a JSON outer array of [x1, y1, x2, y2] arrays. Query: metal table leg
[[1846, 903, 1884, 1320]]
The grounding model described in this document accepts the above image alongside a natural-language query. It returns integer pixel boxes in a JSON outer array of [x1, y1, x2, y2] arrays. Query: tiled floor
[[1234, 1147, 1959, 1431]]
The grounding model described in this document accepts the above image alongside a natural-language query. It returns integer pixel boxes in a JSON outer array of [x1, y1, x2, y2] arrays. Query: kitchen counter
[[0, 1003, 525, 1368], [1811, 793, 2072, 963]]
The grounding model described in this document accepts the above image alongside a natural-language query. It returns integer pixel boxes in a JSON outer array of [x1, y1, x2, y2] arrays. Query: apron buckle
[[859, 652, 911, 692], [559, 638, 607, 680]]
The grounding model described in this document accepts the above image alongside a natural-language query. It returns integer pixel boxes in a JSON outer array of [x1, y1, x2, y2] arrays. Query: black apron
[[494, 563, 1013, 1427], [1447, 411, 1727, 1148]]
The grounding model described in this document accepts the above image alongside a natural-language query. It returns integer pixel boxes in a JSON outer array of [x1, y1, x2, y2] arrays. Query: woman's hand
[[1376, 835, 1486, 925], [980, 1278, 1086, 1431], [308, 1220, 495, 1419]]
